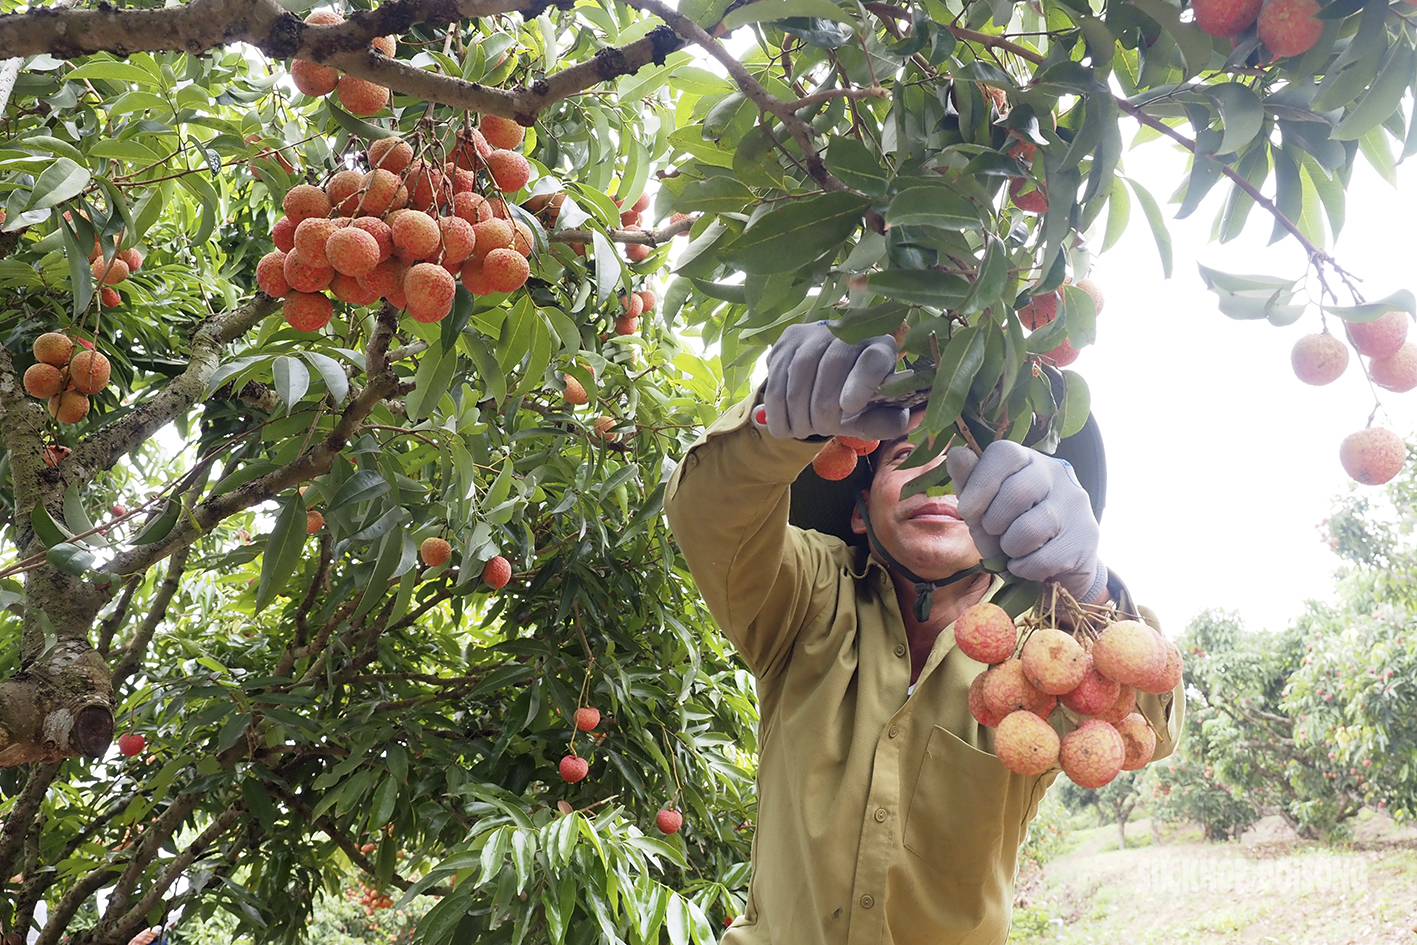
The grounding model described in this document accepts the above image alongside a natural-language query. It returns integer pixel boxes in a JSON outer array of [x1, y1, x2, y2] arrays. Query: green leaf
[[721, 192, 870, 274], [1128, 0, 1214, 77], [46, 542, 96, 576], [1207, 83, 1264, 156], [1196, 264, 1298, 293], [31, 503, 74, 548], [924, 325, 988, 430], [65, 61, 161, 85], [255, 492, 307, 614], [300, 351, 349, 404], [25, 160, 90, 215], [405, 344, 453, 422], [1333, 43, 1416, 141], [63, 484, 104, 548], [1125, 177, 1172, 278], [1102, 176, 1131, 251], [722, 0, 852, 27], [174, 171, 218, 245], [56, 211, 94, 318], [462, 329, 506, 404], [330, 471, 390, 508], [826, 138, 891, 197], [241, 779, 280, 831], [1325, 290, 1417, 323], [1059, 370, 1091, 439], [272, 356, 309, 416], [130, 498, 182, 545], [885, 184, 982, 230], [865, 270, 970, 305], [324, 100, 397, 139], [958, 236, 1007, 315], [675, 176, 754, 214]]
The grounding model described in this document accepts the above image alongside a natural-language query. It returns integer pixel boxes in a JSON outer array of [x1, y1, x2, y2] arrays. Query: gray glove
[[944, 440, 1107, 602], [761, 322, 909, 440]]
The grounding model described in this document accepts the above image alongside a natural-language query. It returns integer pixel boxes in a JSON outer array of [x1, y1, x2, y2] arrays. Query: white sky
[[1085, 130, 1417, 636]]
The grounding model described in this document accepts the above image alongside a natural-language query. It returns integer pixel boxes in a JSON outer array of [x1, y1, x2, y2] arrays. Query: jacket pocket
[[902, 725, 1015, 882]]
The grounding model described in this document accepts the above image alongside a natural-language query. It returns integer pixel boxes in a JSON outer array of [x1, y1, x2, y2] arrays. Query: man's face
[[850, 437, 981, 581]]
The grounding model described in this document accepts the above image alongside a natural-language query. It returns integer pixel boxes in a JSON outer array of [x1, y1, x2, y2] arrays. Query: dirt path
[[1012, 817, 1417, 945]]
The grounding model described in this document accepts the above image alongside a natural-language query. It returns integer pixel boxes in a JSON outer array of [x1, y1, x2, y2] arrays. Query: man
[[664, 323, 1183, 945]]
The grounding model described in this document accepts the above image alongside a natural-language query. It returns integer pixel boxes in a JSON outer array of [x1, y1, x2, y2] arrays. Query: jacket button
[[874, 808, 887, 822], [860, 895, 875, 909], [893, 644, 906, 657], [888, 726, 899, 738]]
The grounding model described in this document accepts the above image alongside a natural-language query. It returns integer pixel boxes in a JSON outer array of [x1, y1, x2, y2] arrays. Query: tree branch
[[549, 214, 694, 246], [0, 762, 60, 884], [109, 543, 190, 689]]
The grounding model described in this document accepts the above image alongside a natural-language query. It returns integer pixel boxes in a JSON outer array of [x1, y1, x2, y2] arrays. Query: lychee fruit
[[558, 755, 588, 783], [1339, 427, 1406, 486], [306, 510, 325, 534], [326, 170, 365, 215], [994, 710, 1060, 776], [100, 287, 122, 307], [637, 290, 657, 312], [626, 242, 652, 263], [1059, 653, 1122, 716], [1021, 628, 1087, 695], [391, 211, 441, 261], [370, 35, 396, 56], [1060, 718, 1125, 787], [294, 216, 340, 267], [460, 258, 494, 296], [655, 809, 683, 834], [34, 333, 73, 367], [1092, 619, 1167, 688], [49, 390, 89, 424], [574, 707, 600, 731], [348, 216, 393, 261], [437, 216, 477, 265], [1018, 292, 1058, 330], [1074, 278, 1105, 315], [118, 248, 143, 272], [564, 375, 588, 406], [1192, 0, 1263, 36], [1257, 0, 1324, 57], [483, 248, 530, 293], [836, 436, 879, 455], [483, 555, 512, 589], [811, 440, 859, 481], [257, 251, 291, 297], [68, 350, 110, 394], [1096, 684, 1137, 725], [24, 363, 64, 399], [272, 216, 297, 253], [117, 733, 146, 757], [487, 150, 532, 193], [404, 262, 457, 323], [284, 253, 334, 293], [360, 259, 406, 302], [1291, 332, 1349, 385], [482, 116, 526, 150], [283, 183, 332, 223], [1114, 713, 1157, 770], [357, 168, 401, 215], [403, 161, 444, 211], [284, 292, 334, 332], [331, 272, 379, 306], [92, 256, 130, 285], [982, 658, 1052, 717], [325, 226, 380, 277], [614, 314, 639, 336], [592, 416, 618, 441], [1009, 176, 1048, 213], [471, 218, 514, 259], [1369, 342, 1417, 393], [969, 672, 1007, 727], [1136, 636, 1184, 695], [1347, 311, 1409, 359], [420, 536, 451, 567], [291, 59, 339, 97], [368, 137, 413, 174], [954, 602, 1018, 664], [336, 75, 389, 116], [1042, 337, 1080, 367]]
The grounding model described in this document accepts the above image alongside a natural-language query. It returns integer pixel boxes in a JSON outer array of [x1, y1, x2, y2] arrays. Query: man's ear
[[850, 491, 868, 535]]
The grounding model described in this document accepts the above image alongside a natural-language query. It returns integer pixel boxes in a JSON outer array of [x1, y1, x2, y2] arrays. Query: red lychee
[[655, 809, 683, 834], [117, 733, 146, 757], [283, 292, 334, 332], [1369, 342, 1417, 393], [257, 251, 291, 297], [291, 59, 339, 97], [982, 658, 1053, 717], [357, 168, 401, 215], [1018, 291, 1058, 331], [325, 226, 381, 277], [92, 257, 129, 285], [955, 602, 1018, 664], [1291, 332, 1349, 386], [420, 536, 451, 567], [49, 390, 89, 423], [483, 248, 530, 293], [1192, 0, 1264, 37], [368, 137, 414, 174], [1074, 278, 1105, 315], [391, 210, 440, 261], [403, 161, 444, 211], [482, 116, 526, 151], [1009, 176, 1048, 213], [359, 259, 406, 303], [1339, 427, 1406, 486], [404, 262, 457, 323], [336, 75, 389, 116], [284, 253, 334, 293], [331, 272, 380, 306], [294, 216, 340, 267], [69, 350, 110, 395], [471, 218, 514, 260], [1114, 713, 1157, 770], [559, 755, 588, 783], [437, 216, 477, 265], [1092, 619, 1167, 688], [835, 436, 879, 455], [483, 555, 512, 589], [995, 709, 1060, 776], [118, 248, 143, 272], [1042, 338, 1080, 367], [349, 216, 393, 262], [969, 672, 1007, 727], [272, 215, 297, 253], [306, 510, 324, 533], [574, 707, 600, 731], [1060, 653, 1122, 716], [326, 170, 365, 215], [564, 375, 588, 406], [626, 241, 652, 263], [487, 150, 532, 193], [24, 363, 64, 399], [614, 314, 639, 336], [811, 440, 859, 481], [34, 333, 72, 367], [1257, 0, 1324, 57], [283, 184, 331, 224], [1136, 636, 1184, 695], [1096, 684, 1138, 725], [1060, 718, 1125, 788], [1021, 628, 1087, 695], [100, 287, 121, 307], [1347, 310, 1409, 359]]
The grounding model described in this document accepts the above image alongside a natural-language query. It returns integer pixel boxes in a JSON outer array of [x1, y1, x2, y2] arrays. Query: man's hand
[[761, 323, 909, 440], [944, 441, 1107, 602]]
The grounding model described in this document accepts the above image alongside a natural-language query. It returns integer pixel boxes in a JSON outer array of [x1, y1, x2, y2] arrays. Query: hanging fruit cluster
[[22, 332, 111, 425]]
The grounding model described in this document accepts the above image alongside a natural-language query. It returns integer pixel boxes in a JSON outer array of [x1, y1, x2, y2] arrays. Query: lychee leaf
[[1324, 290, 1417, 323], [129, 498, 181, 545], [253, 491, 305, 614], [271, 356, 308, 417], [31, 504, 73, 549], [46, 542, 95, 576], [300, 351, 348, 405], [1207, 83, 1264, 157]]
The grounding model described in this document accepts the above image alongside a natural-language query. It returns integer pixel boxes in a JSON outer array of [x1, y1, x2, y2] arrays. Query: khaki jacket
[[664, 397, 1184, 945]]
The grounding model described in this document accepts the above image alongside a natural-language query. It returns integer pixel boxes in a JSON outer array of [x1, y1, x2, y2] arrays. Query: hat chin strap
[[854, 492, 984, 623]]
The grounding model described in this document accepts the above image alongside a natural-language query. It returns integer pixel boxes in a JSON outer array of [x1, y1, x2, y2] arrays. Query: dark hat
[[788, 409, 1107, 545]]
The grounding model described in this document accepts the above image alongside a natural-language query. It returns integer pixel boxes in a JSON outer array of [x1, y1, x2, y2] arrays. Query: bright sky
[[1085, 131, 1417, 636]]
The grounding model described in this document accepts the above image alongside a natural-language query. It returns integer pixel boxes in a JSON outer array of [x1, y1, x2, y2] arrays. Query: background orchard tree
[[4, 0, 1417, 939]]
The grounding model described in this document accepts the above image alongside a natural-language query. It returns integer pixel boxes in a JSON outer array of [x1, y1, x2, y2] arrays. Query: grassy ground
[[1010, 811, 1417, 945]]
